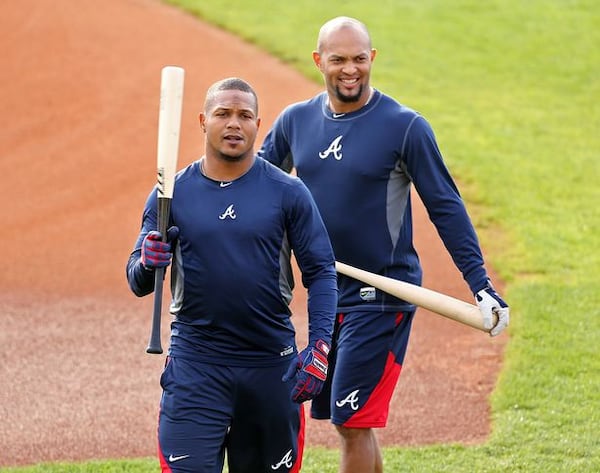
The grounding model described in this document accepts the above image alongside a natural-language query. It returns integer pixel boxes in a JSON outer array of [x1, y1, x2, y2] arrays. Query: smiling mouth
[[339, 77, 360, 88]]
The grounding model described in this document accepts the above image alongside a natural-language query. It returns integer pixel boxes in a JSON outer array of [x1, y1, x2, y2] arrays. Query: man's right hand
[[140, 226, 179, 270], [475, 281, 509, 337]]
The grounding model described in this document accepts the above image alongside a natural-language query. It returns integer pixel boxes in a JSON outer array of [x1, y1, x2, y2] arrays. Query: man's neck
[[200, 154, 255, 182], [327, 86, 374, 114]]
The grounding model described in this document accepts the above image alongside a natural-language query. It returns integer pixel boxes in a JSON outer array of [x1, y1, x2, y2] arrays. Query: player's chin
[[219, 148, 248, 163], [336, 86, 362, 103]]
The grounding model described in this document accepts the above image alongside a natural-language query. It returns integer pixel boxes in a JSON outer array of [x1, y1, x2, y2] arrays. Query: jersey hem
[[336, 303, 415, 313], [167, 351, 295, 367]]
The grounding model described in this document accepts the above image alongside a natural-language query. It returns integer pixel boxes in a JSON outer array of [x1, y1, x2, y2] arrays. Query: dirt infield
[[0, 0, 507, 467]]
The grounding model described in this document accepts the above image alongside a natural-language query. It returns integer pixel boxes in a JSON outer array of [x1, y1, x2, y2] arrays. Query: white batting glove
[[475, 281, 509, 337]]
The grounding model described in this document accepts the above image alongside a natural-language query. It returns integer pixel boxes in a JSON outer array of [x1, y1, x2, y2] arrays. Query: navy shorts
[[158, 356, 305, 472], [311, 310, 415, 428]]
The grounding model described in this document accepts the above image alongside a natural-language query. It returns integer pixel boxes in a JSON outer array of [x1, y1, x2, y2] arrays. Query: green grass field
[[5, 1, 598, 472]]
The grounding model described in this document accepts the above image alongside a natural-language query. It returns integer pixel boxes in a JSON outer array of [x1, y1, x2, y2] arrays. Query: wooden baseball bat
[[146, 66, 185, 354], [335, 261, 496, 332]]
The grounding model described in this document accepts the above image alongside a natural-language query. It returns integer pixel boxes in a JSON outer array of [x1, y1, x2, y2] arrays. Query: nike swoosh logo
[[332, 113, 345, 118], [220, 181, 232, 187], [169, 454, 190, 462]]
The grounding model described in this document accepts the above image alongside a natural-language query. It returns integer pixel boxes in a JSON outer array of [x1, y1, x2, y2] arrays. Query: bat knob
[[146, 345, 163, 354]]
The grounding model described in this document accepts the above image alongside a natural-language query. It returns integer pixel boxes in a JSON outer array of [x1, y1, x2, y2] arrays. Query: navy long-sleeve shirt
[[259, 90, 488, 312], [127, 157, 337, 365]]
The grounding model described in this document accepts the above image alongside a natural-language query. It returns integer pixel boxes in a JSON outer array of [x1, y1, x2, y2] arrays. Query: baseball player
[[126, 77, 337, 472], [259, 17, 510, 473]]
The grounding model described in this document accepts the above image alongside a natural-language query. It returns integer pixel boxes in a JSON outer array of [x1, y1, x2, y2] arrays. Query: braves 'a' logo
[[271, 449, 293, 470], [336, 389, 360, 411], [319, 135, 343, 160], [219, 204, 236, 220]]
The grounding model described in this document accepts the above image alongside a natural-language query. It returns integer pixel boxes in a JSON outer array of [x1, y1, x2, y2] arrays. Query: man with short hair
[[127, 77, 338, 472]]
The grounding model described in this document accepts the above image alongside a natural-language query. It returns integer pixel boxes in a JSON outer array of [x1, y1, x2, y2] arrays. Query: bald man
[[260, 16, 509, 473]]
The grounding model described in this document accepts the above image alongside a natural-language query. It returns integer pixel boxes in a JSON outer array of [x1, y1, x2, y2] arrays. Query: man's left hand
[[283, 340, 330, 403]]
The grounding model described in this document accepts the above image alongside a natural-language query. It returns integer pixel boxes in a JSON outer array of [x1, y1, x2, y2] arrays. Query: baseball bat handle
[[146, 268, 165, 354], [146, 197, 171, 354]]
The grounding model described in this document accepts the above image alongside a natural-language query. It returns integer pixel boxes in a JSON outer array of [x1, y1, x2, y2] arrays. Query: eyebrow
[[328, 52, 369, 60], [213, 105, 256, 115]]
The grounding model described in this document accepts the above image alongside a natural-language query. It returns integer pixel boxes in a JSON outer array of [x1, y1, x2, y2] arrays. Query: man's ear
[[312, 51, 322, 71]]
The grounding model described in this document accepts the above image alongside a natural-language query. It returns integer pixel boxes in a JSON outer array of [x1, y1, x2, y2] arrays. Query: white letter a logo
[[219, 204, 237, 220], [319, 135, 343, 161]]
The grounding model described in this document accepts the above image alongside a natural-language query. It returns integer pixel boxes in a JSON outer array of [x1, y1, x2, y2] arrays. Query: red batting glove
[[283, 339, 330, 403], [140, 227, 179, 270]]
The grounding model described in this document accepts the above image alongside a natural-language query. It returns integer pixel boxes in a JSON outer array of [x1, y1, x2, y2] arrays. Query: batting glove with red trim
[[475, 280, 509, 337], [141, 226, 179, 270], [283, 339, 330, 403]]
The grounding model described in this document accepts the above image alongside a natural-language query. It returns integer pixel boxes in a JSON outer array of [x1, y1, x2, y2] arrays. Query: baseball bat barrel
[[146, 66, 184, 354], [335, 261, 495, 332]]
